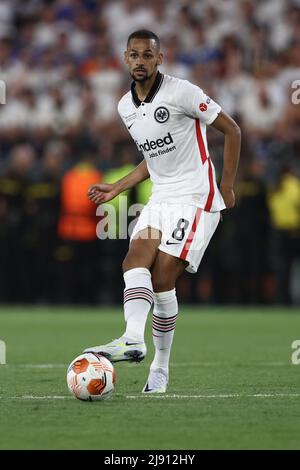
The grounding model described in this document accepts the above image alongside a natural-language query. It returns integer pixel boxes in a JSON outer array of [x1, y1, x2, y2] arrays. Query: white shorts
[[130, 202, 220, 273]]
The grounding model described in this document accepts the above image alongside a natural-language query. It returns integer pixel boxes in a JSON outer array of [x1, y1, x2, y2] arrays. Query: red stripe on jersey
[[204, 158, 215, 211], [195, 119, 207, 164], [180, 208, 202, 260]]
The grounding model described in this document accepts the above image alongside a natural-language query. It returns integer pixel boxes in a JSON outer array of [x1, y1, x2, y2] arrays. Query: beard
[[131, 69, 151, 82]]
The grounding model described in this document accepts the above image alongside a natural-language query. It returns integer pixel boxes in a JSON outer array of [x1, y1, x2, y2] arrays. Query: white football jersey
[[118, 72, 226, 212]]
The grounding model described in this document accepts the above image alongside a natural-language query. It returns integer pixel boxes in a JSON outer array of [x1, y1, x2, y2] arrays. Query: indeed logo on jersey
[[138, 132, 176, 158]]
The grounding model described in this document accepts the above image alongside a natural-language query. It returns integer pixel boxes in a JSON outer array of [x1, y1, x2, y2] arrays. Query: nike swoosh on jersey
[[166, 240, 181, 245], [127, 122, 135, 130]]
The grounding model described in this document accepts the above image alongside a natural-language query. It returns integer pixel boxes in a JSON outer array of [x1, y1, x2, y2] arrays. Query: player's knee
[[122, 254, 132, 273], [122, 253, 144, 273], [152, 276, 174, 293]]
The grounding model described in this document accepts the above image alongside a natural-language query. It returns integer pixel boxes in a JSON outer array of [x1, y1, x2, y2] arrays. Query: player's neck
[[134, 70, 159, 102]]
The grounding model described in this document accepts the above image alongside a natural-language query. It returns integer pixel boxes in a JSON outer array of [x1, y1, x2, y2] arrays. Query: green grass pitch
[[0, 306, 300, 450]]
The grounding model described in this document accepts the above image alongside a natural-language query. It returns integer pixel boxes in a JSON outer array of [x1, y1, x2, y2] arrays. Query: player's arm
[[210, 110, 241, 208], [175, 80, 241, 208], [88, 159, 149, 205]]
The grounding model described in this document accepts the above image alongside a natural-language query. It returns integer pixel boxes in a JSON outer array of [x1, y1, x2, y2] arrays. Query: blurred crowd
[[0, 0, 300, 305]]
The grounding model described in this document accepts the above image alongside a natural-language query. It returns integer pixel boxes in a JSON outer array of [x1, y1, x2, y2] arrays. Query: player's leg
[[84, 227, 161, 362], [120, 227, 161, 347], [143, 208, 221, 393], [142, 251, 187, 393]]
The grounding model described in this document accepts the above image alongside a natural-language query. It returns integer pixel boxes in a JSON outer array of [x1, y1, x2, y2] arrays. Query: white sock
[[151, 289, 178, 374], [123, 267, 153, 342]]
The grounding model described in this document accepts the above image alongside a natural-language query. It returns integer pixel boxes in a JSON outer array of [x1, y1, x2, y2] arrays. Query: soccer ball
[[67, 352, 115, 401]]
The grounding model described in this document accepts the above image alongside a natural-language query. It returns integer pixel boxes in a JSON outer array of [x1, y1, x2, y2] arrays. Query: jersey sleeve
[[117, 100, 126, 126], [175, 79, 221, 125]]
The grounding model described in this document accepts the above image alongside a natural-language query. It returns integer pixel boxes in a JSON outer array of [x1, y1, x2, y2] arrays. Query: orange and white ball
[[67, 353, 115, 401]]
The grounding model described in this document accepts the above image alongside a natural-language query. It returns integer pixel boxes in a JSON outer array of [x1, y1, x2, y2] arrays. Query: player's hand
[[220, 185, 235, 209], [87, 183, 118, 205]]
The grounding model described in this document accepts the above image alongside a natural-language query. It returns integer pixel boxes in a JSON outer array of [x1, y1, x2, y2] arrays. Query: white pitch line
[[126, 394, 241, 399], [3, 361, 288, 369], [142, 362, 287, 368], [1, 392, 300, 401], [7, 364, 67, 369], [0, 395, 72, 400], [251, 393, 300, 397], [126, 393, 300, 399]]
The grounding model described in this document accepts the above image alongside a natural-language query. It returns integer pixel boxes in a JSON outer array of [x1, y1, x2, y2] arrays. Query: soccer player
[[84, 30, 241, 393]]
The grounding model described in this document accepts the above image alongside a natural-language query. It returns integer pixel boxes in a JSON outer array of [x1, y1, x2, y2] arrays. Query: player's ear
[[157, 52, 163, 66]]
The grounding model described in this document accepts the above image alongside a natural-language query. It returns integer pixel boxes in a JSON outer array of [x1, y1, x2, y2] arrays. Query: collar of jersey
[[131, 71, 164, 108]]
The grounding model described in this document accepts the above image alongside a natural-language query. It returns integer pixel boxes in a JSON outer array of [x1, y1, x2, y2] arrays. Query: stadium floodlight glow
[[0, 340, 6, 364]]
